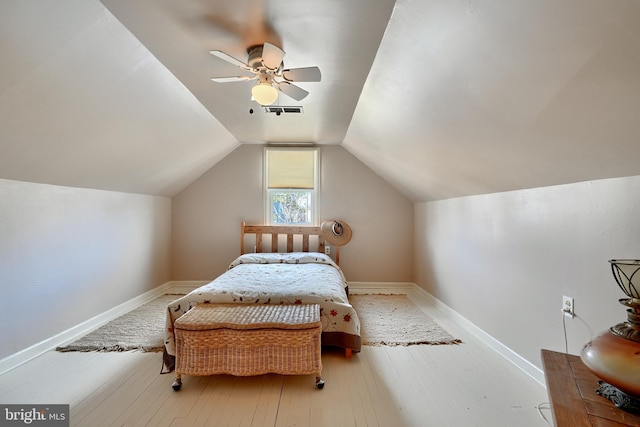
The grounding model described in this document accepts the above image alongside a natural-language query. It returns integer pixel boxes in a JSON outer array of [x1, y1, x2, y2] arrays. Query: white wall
[[171, 144, 414, 282], [0, 179, 172, 360], [414, 175, 640, 369]]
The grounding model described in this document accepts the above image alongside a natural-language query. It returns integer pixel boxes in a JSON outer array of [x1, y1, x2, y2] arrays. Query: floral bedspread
[[163, 252, 361, 370]]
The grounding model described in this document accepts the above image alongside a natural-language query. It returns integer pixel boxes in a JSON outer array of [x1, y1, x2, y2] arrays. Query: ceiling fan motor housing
[[246, 45, 263, 69], [247, 45, 282, 72]]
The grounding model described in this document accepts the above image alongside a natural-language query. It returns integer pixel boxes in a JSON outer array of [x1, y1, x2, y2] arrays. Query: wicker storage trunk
[[172, 303, 323, 389]]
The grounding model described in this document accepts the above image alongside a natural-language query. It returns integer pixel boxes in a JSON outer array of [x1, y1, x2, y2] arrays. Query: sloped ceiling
[[0, 0, 239, 197], [1, 0, 640, 201], [343, 0, 640, 201]]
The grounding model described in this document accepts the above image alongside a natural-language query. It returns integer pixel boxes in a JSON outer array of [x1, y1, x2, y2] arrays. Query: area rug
[[56, 294, 183, 353], [349, 294, 462, 346]]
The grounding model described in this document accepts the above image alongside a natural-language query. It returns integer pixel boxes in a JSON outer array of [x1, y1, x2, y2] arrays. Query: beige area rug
[[56, 294, 183, 353], [349, 294, 462, 346]]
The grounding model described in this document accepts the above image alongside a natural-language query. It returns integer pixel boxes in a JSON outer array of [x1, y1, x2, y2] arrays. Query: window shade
[[267, 149, 315, 189]]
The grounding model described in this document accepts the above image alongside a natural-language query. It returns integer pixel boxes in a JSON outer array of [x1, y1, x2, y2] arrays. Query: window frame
[[263, 146, 320, 226]]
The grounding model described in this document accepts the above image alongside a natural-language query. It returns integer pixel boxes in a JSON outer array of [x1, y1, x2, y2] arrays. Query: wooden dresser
[[541, 349, 640, 426]]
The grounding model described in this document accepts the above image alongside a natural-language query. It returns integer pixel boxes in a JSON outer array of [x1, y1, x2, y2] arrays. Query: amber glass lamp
[[580, 259, 640, 412]]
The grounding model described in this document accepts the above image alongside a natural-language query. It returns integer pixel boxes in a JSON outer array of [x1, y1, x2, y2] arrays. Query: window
[[264, 147, 319, 225]]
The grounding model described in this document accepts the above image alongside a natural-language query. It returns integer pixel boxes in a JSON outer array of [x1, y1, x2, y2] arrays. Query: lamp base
[[597, 381, 640, 414]]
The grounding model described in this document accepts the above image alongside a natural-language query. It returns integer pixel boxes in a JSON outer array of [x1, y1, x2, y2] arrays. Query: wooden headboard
[[240, 222, 341, 264]]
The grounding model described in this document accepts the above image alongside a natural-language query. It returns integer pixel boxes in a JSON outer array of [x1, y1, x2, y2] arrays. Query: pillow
[[229, 252, 337, 269]]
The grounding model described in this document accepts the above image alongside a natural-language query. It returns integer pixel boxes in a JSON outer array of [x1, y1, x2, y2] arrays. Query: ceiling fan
[[210, 42, 321, 106]]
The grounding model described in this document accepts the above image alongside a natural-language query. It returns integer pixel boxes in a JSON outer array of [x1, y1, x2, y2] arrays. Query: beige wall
[[414, 175, 640, 370], [0, 179, 172, 360], [171, 144, 414, 282]]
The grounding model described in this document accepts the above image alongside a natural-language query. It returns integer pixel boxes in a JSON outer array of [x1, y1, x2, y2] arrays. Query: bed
[[162, 222, 361, 373]]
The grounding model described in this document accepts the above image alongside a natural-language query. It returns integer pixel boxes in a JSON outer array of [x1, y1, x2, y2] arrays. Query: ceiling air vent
[[264, 106, 303, 115]]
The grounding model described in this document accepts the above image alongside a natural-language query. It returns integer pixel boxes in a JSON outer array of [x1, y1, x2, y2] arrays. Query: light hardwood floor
[[0, 289, 552, 426]]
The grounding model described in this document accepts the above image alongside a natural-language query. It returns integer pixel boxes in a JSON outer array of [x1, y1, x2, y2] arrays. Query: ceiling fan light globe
[[252, 83, 278, 106]]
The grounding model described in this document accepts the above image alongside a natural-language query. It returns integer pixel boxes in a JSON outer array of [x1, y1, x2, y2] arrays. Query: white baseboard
[[167, 280, 209, 294], [0, 281, 182, 376], [409, 284, 545, 387]]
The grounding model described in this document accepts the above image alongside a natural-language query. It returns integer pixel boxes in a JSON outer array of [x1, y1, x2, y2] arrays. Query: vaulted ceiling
[[2, 0, 640, 201]]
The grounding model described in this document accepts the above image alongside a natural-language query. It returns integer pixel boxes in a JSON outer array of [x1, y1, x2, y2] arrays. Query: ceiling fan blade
[[211, 76, 256, 83], [262, 42, 285, 70], [210, 50, 250, 69], [277, 81, 309, 101], [282, 66, 321, 82]]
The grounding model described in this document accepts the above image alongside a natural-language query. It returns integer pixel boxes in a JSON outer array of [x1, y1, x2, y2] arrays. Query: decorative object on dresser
[[580, 259, 640, 413]]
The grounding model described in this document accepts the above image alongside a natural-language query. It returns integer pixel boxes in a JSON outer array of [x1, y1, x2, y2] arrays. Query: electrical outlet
[[325, 245, 330, 255], [562, 296, 574, 318]]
